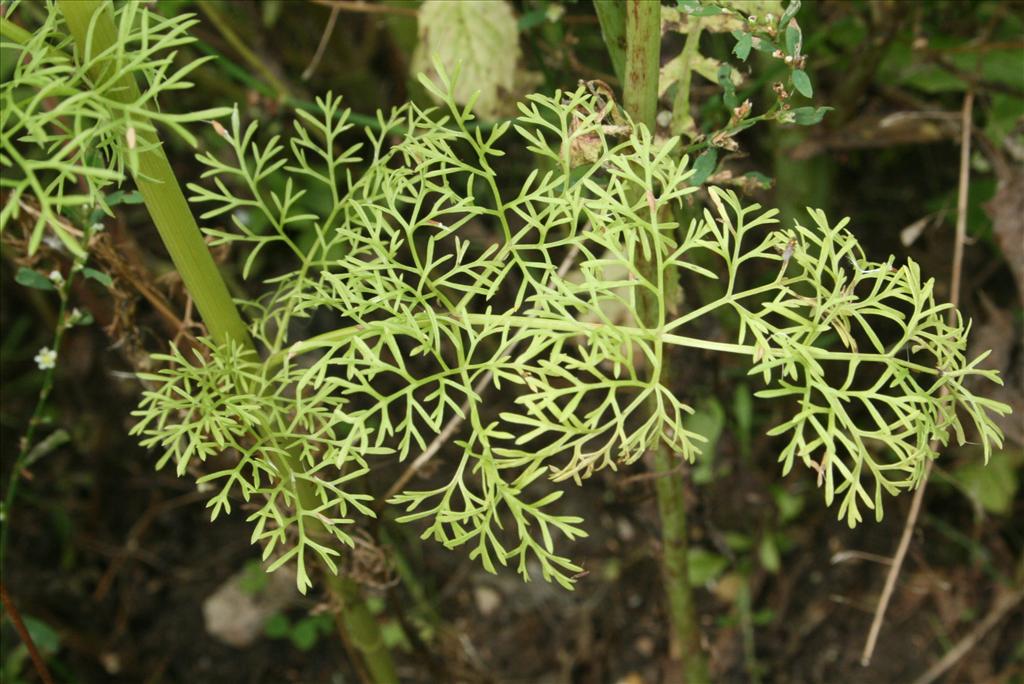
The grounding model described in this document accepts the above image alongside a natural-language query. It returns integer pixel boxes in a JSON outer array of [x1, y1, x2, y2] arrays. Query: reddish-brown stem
[[0, 581, 55, 684]]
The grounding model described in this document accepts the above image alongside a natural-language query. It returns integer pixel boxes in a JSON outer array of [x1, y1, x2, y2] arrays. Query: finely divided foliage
[[130, 68, 1009, 592], [0, 0, 227, 255]]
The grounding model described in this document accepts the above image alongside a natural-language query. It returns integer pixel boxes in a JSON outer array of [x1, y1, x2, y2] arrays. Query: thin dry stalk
[[302, 5, 340, 80], [308, 0, 418, 18], [861, 90, 975, 666]]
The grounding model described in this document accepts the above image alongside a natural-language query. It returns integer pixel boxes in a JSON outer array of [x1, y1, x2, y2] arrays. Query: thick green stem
[[58, 0, 250, 348], [54, 4, 397, 681], [622, 2, 708, 681], [594, 1, 627, 83], [622, 1, 660, 133], [325, 575, 399, 684]]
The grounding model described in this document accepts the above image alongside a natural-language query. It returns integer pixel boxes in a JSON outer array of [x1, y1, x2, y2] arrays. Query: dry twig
[[861, 90, 976, 666], [308, 0, 417, 18], [302, 4, 340, 81]]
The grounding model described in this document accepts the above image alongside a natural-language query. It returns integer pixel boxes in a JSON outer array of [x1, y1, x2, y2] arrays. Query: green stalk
[[325, 574, 398, 684], [621, 2, 708, 681], [622, 1, 659, 132], [57, 0, 249, 348], [593, 1, 627, 83], [54, 3, 397, 681], [670, 18, 703, 138], [737, 570, 762, 684], [0, 14, 33, 44]]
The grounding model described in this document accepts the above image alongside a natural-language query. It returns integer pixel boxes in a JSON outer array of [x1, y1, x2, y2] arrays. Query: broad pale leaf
[[412, 0, 520, 120]]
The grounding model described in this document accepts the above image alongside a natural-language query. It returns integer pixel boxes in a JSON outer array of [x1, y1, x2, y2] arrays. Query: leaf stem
[[273, 312, 755, 367], [670, 17, 703, 138]]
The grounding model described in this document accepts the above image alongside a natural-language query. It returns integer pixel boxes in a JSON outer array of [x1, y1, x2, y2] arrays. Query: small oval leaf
[[792, 69, 813, 98], [83, 267, 113, 288], [15, 267, 55, 291], [690, 149, 719, 186]]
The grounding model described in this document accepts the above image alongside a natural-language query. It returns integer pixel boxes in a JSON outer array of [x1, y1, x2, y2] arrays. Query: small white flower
[[91, 222, 105, 232], [69, 308, 83, 324], [34, 346, 57, 370], [545, 3, 565, 22], [48, 270, 64, 286]]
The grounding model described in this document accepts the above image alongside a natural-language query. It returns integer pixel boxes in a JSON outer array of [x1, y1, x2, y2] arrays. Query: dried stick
[[861, 90, 975, 666], [308, 0, 596, 23], [0, 581, 55, 684], [302, 4, 340, 81], [308, 0, 418, 18], [948, 94, 976, 309], [382, 245, 581, 502]]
